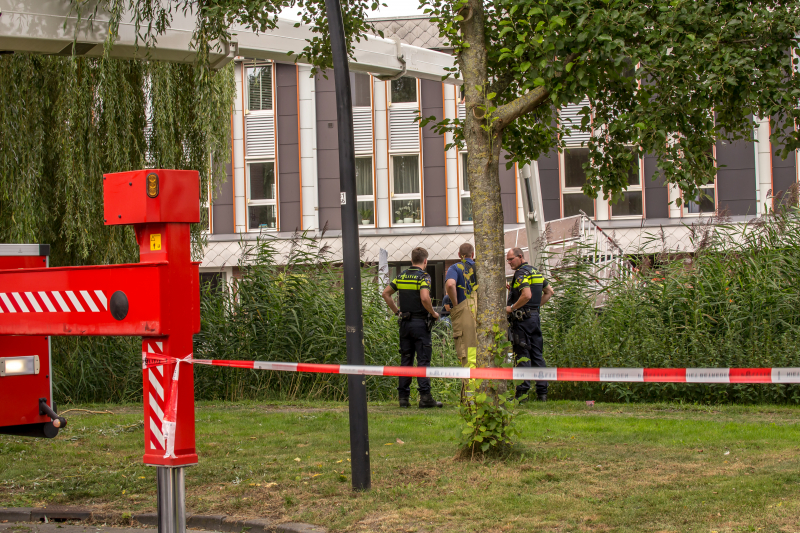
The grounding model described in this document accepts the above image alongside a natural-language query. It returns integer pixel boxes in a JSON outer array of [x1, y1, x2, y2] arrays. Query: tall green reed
[[52, 232, 458, 404], [543, 207, 800, 404]]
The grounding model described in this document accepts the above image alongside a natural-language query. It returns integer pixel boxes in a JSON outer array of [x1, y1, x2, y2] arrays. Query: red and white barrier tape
[[142, 355, 800, 384]]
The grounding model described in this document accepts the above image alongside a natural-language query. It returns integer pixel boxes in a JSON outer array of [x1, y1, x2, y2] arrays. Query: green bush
[[543, 208, 800, 404]]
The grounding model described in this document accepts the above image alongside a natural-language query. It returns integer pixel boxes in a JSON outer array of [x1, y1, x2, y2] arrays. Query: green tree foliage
[[0, 54, 234, 266]]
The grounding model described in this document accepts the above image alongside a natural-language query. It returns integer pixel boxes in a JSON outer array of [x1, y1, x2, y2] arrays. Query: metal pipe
[[324, 0, 372, 491], [157, 467, 175, 533], [173, 468, 186, 533]]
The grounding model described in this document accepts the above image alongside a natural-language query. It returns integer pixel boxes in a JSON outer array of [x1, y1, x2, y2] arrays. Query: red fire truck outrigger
[[0, 169, 202, 533]]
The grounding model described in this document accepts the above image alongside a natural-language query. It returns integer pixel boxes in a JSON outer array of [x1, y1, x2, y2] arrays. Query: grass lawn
[[1, 400, 799, 532]]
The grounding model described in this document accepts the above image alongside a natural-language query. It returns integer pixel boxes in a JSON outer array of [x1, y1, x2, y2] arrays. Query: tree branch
[[494, 52, 579, 129]]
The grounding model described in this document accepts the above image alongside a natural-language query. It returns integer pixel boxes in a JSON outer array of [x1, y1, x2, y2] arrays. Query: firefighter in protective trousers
[[382, 247, 444, 408], [506, 247, 554, 402]]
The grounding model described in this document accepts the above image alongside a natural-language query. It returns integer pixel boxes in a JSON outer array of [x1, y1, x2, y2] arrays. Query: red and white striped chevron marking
[[140, 357, 800, 384], [143, 341, 166, 452], [0, 290, 108, 313]]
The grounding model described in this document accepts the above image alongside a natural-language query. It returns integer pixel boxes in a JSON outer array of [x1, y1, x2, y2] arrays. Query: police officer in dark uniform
[[505, 247, 554, 402], [382, 247, 443, 408]]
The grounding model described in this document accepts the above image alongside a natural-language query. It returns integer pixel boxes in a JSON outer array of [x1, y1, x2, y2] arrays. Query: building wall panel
[[420, 79, 446, 227], [315, 72, 342, 230], [537, 150, 561, 221], [276, 63, 301, 231], [717, 137, 757, 216]]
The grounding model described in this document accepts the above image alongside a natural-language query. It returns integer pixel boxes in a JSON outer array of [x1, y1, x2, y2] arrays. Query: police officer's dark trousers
[[510, 312, 547, 397], [397, 318, 432, 396]]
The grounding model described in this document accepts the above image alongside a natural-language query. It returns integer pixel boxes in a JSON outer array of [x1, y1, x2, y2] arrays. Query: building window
[[351, 72, 371, 107], [686, 186, 715, 214], [391, 155, 421, 225], [611, 148, 643, 217], [460, 152, 472, 223], [247, 62, 273, 112], [356, 157, 374, 226], [562, 148, 594, 217], [390, 78, 417, 104], [247, 162, 277, 230]]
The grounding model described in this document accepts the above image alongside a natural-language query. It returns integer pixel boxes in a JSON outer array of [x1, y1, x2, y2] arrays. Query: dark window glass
[[686, 187, 715, 214], [612, 191, 643, 216], [249, 162, 275, 200], [461, 153, 469, 191], [627, 148, 641, 186], [356, 158, 373, 195], [391, 78, 417, 103], [200, 273, 224, 295], [351, 72, 371, 107], [563, 193, 594, 218], [461, 197, 473, 222], [564, 148, 590, 188], [247, 64, 273, 111], [357, 200, 374, 225], [249, 205, 277, 229]]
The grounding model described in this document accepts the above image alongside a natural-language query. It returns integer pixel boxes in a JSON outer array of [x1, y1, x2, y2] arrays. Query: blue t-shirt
[[445, 258, 477, 304]]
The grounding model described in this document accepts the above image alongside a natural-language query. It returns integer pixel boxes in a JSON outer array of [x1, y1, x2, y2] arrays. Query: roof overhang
[[0, 1, 458, 82]]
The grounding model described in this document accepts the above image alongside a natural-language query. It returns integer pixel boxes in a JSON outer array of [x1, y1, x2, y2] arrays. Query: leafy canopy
[[89, 0, 800, 206], [423, 0, 800, 205]]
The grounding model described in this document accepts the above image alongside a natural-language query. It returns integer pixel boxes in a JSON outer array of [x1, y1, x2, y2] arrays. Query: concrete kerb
[[0, 508, 325, 533]]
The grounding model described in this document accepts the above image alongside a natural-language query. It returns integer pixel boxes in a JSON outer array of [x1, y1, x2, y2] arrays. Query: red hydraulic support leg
[[102, 169, 201, 467]]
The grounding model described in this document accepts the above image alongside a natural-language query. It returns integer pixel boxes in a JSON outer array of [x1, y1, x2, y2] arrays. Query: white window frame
[[388, 77, 419, 107], [459, 151, 472, 224], [610, 148, 645, 219], [246, 160, 278, 232], [560, 147, 596, 219], [245, 60, 274, 114], [356, 156, 376, 228], [390, 154, 422, 226]]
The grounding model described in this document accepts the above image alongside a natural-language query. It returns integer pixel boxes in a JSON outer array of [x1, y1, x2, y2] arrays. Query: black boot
[[418, 392, 443, 408], [537, 393, 547, 402], [514, 390, 529, 404], [399, 395, 410, 408]]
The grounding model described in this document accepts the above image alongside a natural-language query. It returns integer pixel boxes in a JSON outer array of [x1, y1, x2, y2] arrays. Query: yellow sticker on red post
[[150, 234, 162, 251]]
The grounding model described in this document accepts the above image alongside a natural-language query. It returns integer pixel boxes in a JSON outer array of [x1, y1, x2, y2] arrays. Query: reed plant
[[53, 232, 459, 404], [543, 206, 800, 404]]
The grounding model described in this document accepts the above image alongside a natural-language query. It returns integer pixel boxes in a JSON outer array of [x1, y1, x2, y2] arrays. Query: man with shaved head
[[505, 247, 554, 402]]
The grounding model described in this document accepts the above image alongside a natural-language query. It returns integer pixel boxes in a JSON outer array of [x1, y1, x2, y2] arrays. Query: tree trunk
[[459, 0, 508, 369]]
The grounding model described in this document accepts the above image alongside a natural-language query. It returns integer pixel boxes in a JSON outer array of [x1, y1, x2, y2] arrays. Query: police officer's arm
[[382, 285, 400, 315], [506, 287, 531, 313], [541, 283, 554, 305], [420, 288, 440, 319], [445, 278, 458, 307]]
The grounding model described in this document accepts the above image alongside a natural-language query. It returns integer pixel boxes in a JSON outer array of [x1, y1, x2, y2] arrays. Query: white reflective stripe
[[149, 369, 164, 400], [148, 342, 161, 354], [80, 290, 100, 312], [39, 292, 57, 312], [153, 364, 163, 376], [52, 292, 71, 312], [513, 367, 559, 381], [149, 393, 164, 421], [25, 292, 42, 312], [771, 368, 800, 384], [426, 367, 470, 379], [0, 294, 14, 312], [254, 361, 298, 372], [94, 290, 107, 310], [156, 342, 163, 351], [686, 368, 730, 383], [66, 291, 84, 312], [150, 417, 165, 448], [340, 365, 385, 376], [12, 293, 29, 312], [600, 368, 644, 382]]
